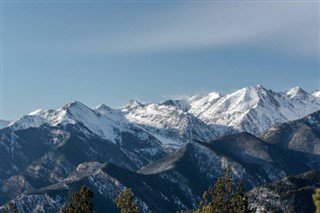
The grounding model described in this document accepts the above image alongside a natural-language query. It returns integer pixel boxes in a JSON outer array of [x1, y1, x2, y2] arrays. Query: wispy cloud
[[22, 2, 318, 58], [82, 2, 318, 58]]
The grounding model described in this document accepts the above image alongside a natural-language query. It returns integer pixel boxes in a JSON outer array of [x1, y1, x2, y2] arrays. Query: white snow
[[10, 101, 120, 143], [311, 89, 320, 98], [94, 104, 125, 123], [186, 85, 320, 134], [8, 85, 320, 147]]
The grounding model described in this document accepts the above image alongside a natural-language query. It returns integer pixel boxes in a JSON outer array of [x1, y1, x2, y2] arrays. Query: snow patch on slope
[[311, 89, 320, 98]]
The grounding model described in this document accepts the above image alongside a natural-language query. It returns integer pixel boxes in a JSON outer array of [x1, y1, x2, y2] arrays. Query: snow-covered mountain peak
[[159, 92, 222, 112], [215, 85, 267, 102], [123, 100, 217, 144], [189, 91, 221, 104], [187, 86, 264, 126], [124, 101, 187, 128], [213, 86, 268, 109], [60, 101, 99, 119], [28, 109, 46, 116], [122, 100, 144, 111], [311, 90, 320, 98], [188, 93, 207, 102], [186, 85, 320, 135], [285, 86, 308, 98], [6, 85, 320, 146], [230, 86, 259, 100], [60, 100, 89, 111], [94, 104, 124, 123], [95, 104, 112, 112], [239, 85, 269, 94], [160, 99, 190, 112], [255, 84, 271, 91], [9, 101, 121, 142], [47, 100, 103, 126]]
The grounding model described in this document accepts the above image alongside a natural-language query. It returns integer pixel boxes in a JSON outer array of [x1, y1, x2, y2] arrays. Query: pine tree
[[313, 188, 320, 213], [115, 187, 140, 213], [212, 167, 234, 212], [62, 185, 94, 213], [180, 167, 252, 213], [5, 202, 20, 213], [231, 181, 250, 213]]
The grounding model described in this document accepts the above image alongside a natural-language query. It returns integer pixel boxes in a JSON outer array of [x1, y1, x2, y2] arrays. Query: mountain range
[[4, 85, 320, 146], [0, 85, 319, 212]]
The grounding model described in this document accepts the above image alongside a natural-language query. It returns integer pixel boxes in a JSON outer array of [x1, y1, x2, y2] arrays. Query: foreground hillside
[[248, 170, 320, 213]]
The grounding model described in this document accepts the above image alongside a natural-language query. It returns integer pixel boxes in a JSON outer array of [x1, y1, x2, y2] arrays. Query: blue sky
[[1, 0, 319, 120]]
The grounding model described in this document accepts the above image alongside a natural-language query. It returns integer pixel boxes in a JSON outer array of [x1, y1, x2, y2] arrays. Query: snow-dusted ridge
[[188, 85, 320, 134], [9, 101, 123, 143], [5, 85, 320, 147]]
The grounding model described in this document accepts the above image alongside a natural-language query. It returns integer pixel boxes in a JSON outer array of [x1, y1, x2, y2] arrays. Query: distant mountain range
[[0, 85, 319, 212], [3, 85, 320, 146]]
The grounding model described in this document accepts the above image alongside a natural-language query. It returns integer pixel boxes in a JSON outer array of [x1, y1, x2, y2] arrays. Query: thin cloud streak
[[81, 2, 319, 58], [21, 2, 318, 59]]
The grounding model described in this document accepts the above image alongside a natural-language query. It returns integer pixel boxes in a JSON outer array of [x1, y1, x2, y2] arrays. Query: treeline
[[60, 168, 251, 213], [4, 169, 320, 213]]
